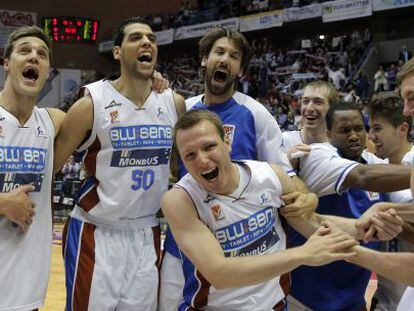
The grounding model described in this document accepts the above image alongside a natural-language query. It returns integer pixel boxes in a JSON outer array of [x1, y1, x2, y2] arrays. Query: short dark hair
[[198, 27, 250, 72], [368, 94, 412, 140], [4, 26, 51, 60], [173, 109, 225, 146], [113, 17, 151, 47], [326, 102, 364, 130]]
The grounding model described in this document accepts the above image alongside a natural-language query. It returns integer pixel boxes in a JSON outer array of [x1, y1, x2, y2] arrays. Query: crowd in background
[[146, 0, 325, 31]]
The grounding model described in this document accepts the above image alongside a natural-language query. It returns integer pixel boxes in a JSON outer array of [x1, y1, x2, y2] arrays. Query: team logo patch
[[110, 110, 120, 123], [223, 124, 235, 144], [211, 204, 225, 221]]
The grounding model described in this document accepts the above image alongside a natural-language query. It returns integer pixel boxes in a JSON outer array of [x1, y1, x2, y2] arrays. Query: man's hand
[[0, 185, 36, 232], [280, 191, 318, 219], [356, 202, 404, 242], [286, 144, 311, 170], [300, 221, 358, 266], [152, 70, 169, 93]]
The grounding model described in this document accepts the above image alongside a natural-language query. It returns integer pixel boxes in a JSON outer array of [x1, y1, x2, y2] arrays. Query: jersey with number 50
[[70, 79, 177, 229]]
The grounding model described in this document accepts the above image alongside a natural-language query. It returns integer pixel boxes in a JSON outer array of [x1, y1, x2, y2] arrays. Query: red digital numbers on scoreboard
[[43, 17, 99, 43]]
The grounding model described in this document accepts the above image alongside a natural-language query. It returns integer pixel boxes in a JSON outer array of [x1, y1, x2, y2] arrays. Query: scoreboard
[[43, 17, 99, 43]]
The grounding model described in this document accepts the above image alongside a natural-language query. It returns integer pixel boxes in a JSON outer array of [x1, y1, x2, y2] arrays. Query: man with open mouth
[[161, 109, 404, 311], [0, 26, 66, 311], [53, 17, 185, 310], [159, 27, 308, 311]]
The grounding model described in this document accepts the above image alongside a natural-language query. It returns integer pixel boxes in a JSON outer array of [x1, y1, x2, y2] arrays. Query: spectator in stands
[[374, 65, 388, 93], [61, 155, 80, 196], [399, 45, 412, 63], [386, 63, 398, 91], [326, 64, 346, 90], [356, 70, 370, 100]]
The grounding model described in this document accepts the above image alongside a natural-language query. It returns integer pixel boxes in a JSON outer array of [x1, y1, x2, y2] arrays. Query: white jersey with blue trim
[[0, 106, 54, 310], [298, 143, 359, 196], [71, 79, 177, 228], [281, 130, 303, 152], [176, 160, 288, 310], [373, 145, 414, 311], [186, 92, 294, 176]]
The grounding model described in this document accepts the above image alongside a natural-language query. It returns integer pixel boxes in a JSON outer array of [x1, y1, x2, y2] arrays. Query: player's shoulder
[[185, 94, 204, 110]]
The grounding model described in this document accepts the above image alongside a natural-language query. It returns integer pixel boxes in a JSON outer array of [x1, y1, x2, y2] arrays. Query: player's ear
[[201, 56, 207, 68], [113, 45, 121, 61]]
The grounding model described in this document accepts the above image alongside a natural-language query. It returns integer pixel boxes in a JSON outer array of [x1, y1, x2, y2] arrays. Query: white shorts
[[158, 252, 184, 311], [63, 217, 160, 311]]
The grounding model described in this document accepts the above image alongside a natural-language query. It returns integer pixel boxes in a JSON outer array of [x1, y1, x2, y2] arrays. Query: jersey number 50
[[131, 169, 155, 191]]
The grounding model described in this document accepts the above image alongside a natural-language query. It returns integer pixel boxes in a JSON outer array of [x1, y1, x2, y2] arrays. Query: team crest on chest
[[259, 192, 271, 206], [211, 204, 225, 221], [223, 124, 235, 145], [110, 110, 120, 123]]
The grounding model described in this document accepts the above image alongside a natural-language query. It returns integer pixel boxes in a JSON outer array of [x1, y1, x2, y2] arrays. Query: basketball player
[[159, 28, 309, 311], [0, 26, 65, 311], [366, 94, 414, 311], [54, 17, 185, 310], [285, 102, 412, 311], [162, 109, 402, 310]]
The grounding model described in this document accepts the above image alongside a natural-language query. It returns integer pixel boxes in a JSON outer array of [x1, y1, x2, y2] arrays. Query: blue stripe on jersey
[[288, 190, 386, 310], [164, 97, 258, 257], [181, 252, 204, 309], [75, 176, 96, 204], [64, 218, 83, 311], [334, 163, 357, 193]]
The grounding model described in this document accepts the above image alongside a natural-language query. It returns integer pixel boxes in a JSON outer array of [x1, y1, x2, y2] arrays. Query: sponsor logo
[[110, 110, 120, 123], [260, 192, 271, 205], [37, 126, 48, 138], [110, 148, 171, 167], [0, 146, 47, 172], [109, 125, 172, 149], [366, 191, 380, 201], [157, 107, 164, 117], [203, 194, 215, 203], [0, 173, 44, 192], [211, 204, 225, 221], [104, 100, 122, 109], [215, 207, 276, 251]]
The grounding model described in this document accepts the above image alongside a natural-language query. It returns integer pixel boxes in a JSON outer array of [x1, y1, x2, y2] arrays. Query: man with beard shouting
[[159, 27, 306, 311]]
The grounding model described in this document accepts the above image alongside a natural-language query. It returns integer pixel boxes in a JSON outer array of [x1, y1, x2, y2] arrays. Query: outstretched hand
[[301, 220, 358, 266], [356, 203, 404, 243]]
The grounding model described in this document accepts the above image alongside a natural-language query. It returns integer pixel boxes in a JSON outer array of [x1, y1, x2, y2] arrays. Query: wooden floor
[[40, 223, 377, 310], [41, 245, 66, 310]]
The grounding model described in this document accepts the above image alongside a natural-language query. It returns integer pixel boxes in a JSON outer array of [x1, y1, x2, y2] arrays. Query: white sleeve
[[298, 144, 359, 197], [254, 108, 295, 176], [389, 189, 412, 203]]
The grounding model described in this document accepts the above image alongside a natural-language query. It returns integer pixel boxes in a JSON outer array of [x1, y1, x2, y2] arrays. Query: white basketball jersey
[[0, 106, 54, 310], [281, 130, 303, 152], [71, 79, 177, 228], [176, 160, 288, 310], [374, 145, 414, 311], [298, 143, 359, 197]]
